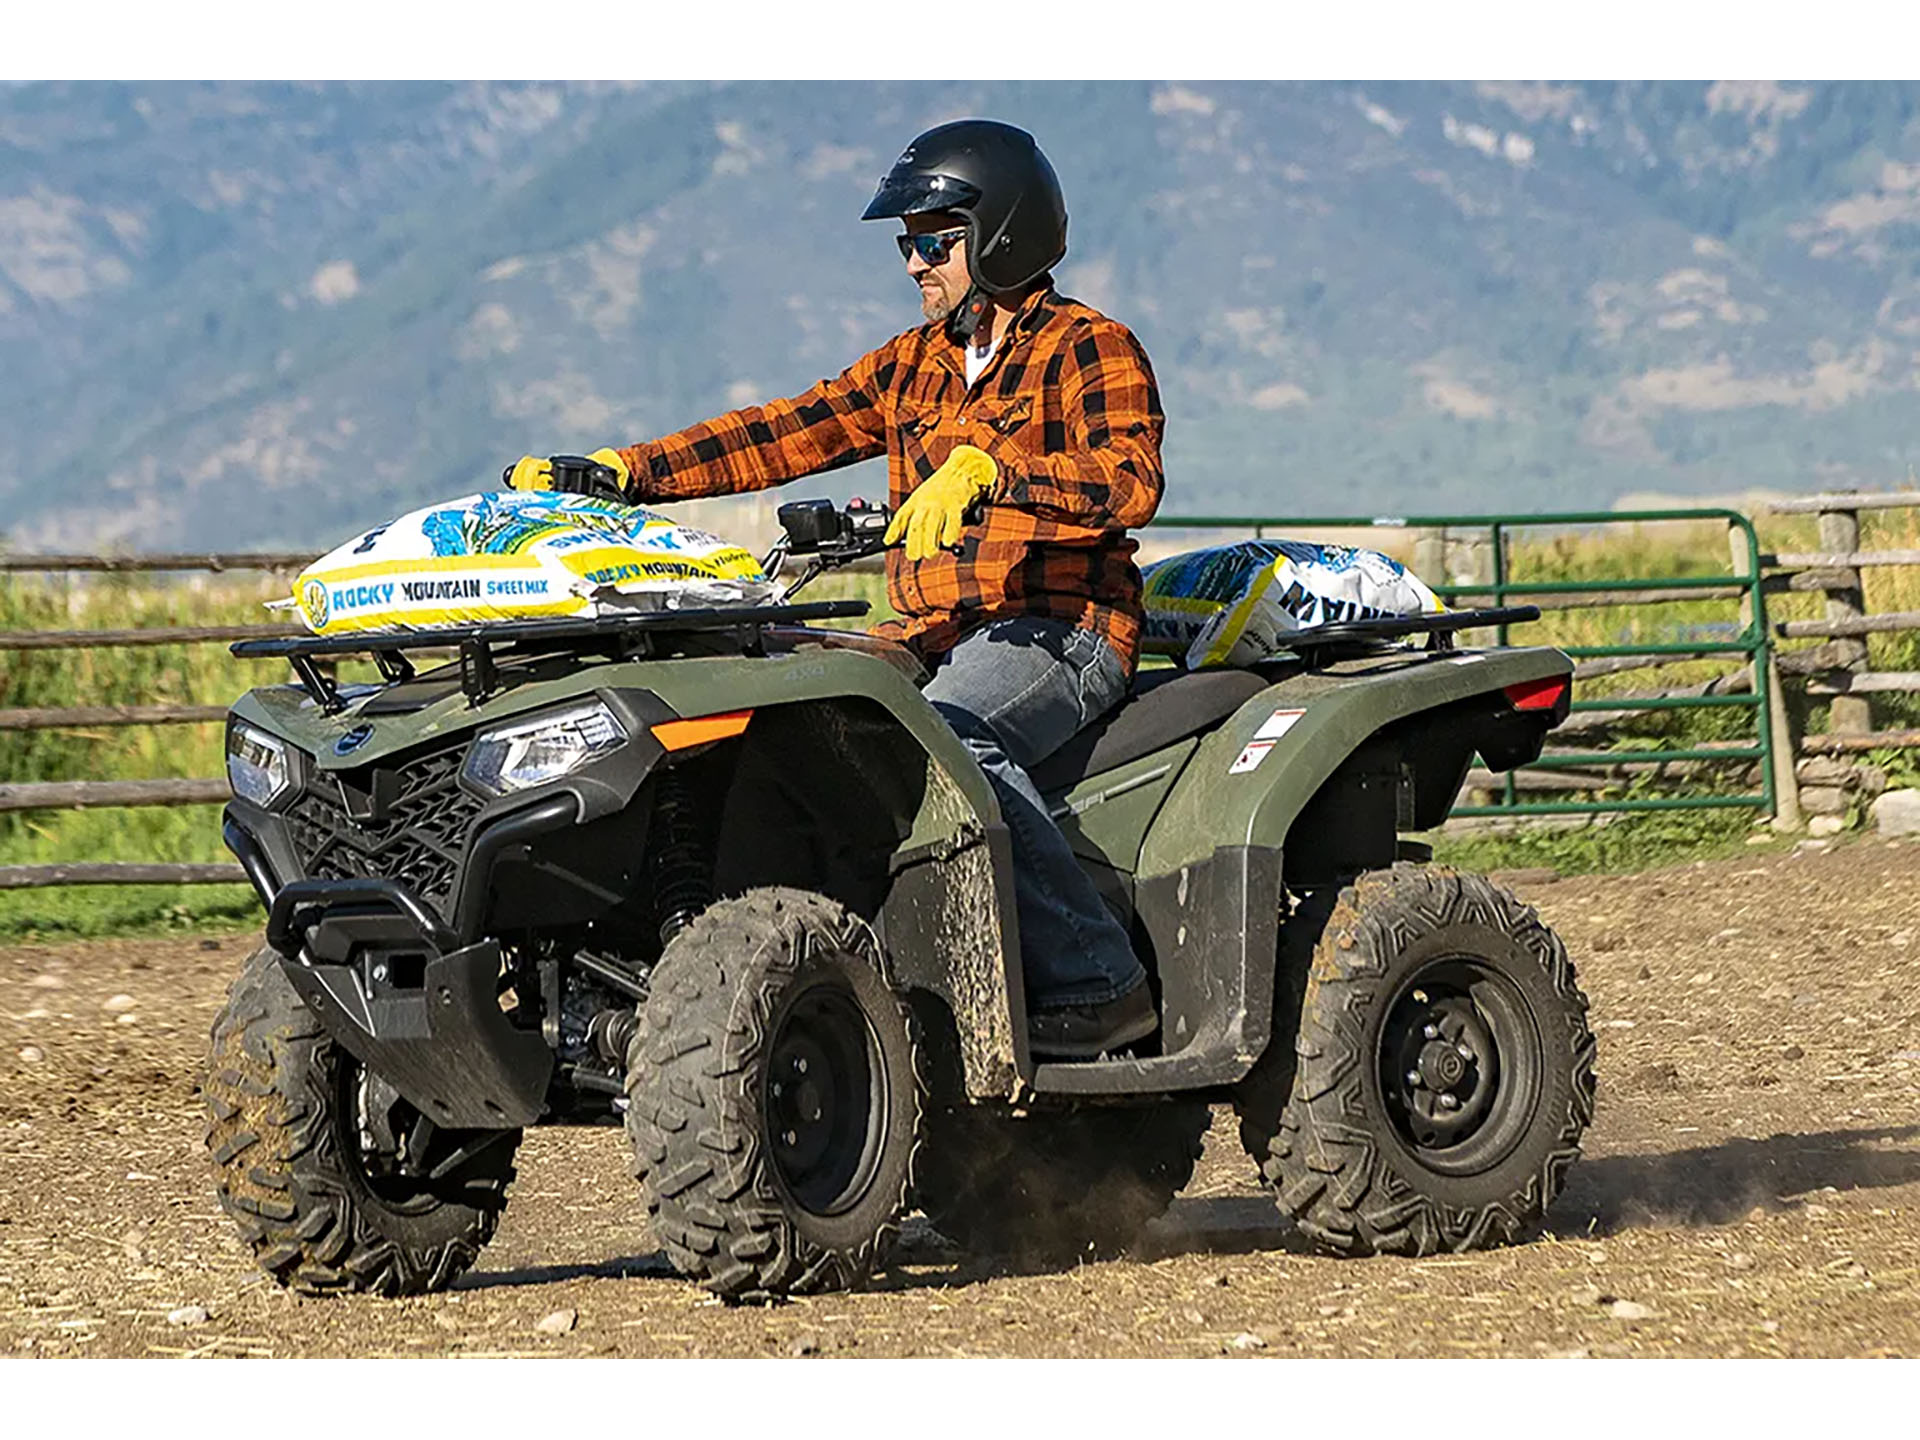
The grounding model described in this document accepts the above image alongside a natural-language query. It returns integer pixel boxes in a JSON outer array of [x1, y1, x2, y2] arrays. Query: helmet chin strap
[[947, 286, 991, 344]]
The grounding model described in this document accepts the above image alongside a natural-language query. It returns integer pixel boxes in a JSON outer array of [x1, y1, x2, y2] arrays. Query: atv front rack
[[232, 600, 872, 711]]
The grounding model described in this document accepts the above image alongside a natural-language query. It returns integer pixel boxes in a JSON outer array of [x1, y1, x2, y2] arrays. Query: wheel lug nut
[[784, 1129, 798, 1146], [1423, 1024, 1440, 1040], [771, 1082, 783, 1098], [1456, 1043, 1473, 1060], [1438, 1093, 1459, 1110], [795, 1057, 809, 1075], [1406, 1070, 1422, 1088]]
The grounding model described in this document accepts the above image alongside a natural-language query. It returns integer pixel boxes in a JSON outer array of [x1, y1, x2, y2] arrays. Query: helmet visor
[[860, 171, 982, 221]]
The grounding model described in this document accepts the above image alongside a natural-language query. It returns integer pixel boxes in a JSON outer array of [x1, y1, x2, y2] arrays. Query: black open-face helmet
[[861, 119, 1068, 296]]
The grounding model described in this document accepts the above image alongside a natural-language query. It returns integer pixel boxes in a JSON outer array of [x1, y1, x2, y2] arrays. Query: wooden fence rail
[[0, 779, 231, 814], [0, 623, 298, 651], [0, 862, 246, 889], [0, 703, 230, 732], [1763, 490, 1920, 770], [0, 553, 311, 573], [8, 504, 1920, 887]]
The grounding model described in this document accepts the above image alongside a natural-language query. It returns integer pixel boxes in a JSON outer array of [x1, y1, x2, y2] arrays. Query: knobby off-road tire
[[917, 1101, 1211, 1265], [1238, 864, 1596, 1257], [203, 947, 521, 1296], [624, 887, 925, 1299]]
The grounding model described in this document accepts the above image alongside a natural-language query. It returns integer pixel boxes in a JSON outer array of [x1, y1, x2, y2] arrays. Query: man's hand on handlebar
[[883, 445, 995, 562], [501, 449, 632, 501]]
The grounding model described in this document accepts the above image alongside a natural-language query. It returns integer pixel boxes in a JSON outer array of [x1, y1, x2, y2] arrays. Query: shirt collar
[[924, 281, 1058, 370]]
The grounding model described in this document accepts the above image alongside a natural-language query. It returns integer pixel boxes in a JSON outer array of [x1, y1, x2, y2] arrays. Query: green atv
[[205, 468, 1596, 1299]]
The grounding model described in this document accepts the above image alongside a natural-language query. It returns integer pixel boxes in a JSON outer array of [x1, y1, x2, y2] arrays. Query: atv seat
[[1030, 664, 1282, 795]]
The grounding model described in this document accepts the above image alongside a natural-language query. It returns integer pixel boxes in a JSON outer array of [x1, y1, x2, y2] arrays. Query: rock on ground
[[1872, 787, 1920, 835], [535, 1308, 577, 1336]]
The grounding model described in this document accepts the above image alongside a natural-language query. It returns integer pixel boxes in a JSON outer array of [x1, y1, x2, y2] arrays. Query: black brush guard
[[227, 796, 582, 1129]]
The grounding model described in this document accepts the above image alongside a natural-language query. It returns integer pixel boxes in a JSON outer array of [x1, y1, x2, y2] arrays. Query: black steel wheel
[[765, 978, 890, 1216], [1236, 864, 1595, 1256], [1377, 959, 1541, 1174], [204, 947, 520, 1296], [625, 887, 924, 1299]]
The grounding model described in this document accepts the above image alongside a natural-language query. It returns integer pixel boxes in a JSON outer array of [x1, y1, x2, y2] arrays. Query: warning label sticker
[[1228, 739, 1277, 775], [1254, 708, 1307, 741]]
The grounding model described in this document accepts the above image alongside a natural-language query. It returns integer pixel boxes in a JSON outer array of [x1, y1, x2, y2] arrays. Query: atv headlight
[[227, 721, 292, 807], [463, 700, 629, 797]]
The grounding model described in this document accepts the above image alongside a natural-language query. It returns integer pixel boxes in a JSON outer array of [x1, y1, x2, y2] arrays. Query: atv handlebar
[[500, 454, 628, 502], [776, 497, 894, 562]]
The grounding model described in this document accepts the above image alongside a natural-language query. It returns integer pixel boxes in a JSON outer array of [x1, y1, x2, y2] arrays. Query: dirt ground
[[3, 836, 1918, 1359]]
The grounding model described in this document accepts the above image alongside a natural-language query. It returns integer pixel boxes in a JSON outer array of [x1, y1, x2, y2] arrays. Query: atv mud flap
[[265, 878, 552, 1128]]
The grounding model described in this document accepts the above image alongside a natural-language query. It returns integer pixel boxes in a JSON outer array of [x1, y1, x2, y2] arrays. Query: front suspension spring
[[648, 765, 714, 947]]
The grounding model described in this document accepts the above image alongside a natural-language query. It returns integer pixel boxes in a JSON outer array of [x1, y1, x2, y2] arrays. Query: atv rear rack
[[1277, 605, 1541, 655], [232, 600, 872, 711]]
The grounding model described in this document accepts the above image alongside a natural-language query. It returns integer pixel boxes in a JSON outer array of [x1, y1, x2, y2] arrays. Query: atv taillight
[[1503, 677, 1570, 714]]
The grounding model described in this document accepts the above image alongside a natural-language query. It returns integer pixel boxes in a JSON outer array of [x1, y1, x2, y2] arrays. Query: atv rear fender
[[1033, 645, 1571, 1098]]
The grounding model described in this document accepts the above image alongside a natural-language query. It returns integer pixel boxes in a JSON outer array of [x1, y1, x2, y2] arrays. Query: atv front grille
[[284, 744, 483, 919]]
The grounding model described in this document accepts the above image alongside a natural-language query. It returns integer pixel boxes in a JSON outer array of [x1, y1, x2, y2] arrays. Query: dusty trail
[[3, 837, 1918, 1358]]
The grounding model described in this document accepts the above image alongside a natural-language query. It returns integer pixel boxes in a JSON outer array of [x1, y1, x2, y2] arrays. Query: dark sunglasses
[[896, 226, 967, 266]]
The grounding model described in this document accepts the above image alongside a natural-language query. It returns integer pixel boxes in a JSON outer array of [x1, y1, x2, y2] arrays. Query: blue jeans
[[922, 617, 1148, 1009]]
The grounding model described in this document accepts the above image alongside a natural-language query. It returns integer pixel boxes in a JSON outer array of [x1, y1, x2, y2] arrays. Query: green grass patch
[[1429, 805, 1773, 878]]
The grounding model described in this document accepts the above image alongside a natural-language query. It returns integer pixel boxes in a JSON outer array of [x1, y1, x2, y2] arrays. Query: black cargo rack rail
[[1270, 605, 1542, 655], [231, 599, 872, 711]]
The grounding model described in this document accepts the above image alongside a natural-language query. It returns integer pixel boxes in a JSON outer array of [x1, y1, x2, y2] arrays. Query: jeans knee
[[932, 702, 1007, 767]]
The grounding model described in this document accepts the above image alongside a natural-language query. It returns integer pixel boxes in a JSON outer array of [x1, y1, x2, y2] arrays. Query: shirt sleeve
[[984, 321, 1165, 530], [616, 339, 896, 502]]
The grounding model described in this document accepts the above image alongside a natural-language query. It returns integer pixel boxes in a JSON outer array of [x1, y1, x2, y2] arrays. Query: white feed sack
[[283, 492, 775, 636], [1142, 539, 1444, 669]]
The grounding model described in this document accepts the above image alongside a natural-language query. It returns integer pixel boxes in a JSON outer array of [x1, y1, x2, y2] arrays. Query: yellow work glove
[[502, 448, 631, 495], [884, 445, 996, 562]]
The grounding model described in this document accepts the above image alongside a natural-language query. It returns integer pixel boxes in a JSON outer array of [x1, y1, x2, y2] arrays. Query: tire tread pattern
[[202, 947, 519, 1297], [1238, 864, 1597, 1258], [624, 887, 925, 1299]]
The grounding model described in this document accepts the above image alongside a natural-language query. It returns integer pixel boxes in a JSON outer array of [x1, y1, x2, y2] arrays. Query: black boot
[[1028, 982, 1158, 1060]]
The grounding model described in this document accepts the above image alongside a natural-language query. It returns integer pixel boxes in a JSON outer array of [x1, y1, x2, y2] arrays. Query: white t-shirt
[[964, 333, 998, 387]]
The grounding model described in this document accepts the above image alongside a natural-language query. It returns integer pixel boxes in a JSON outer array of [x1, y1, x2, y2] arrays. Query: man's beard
[[920, 284, 955, 323]]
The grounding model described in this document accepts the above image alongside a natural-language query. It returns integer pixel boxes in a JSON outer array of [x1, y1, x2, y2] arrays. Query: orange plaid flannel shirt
[[614, 285, 1165, 675]]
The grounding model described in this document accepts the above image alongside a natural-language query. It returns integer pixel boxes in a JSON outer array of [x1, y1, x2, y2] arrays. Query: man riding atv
[[206, 119, 1595, 1303], [505, 119, 1164, 1059]]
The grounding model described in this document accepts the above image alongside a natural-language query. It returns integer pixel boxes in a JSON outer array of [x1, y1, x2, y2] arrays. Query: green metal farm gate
[[1149, 508, 1783, 822]]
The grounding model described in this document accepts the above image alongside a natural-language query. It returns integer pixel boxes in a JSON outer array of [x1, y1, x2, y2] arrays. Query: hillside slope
[[3, 80, 1918, 550]]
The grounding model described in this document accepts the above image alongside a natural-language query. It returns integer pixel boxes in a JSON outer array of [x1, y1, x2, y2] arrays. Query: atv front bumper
[[228, 817, 555, 1128]]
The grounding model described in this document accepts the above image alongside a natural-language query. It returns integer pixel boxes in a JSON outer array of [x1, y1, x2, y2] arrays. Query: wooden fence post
[[1818, 494, 1873, 737], [1413, 527, 1446, 591]]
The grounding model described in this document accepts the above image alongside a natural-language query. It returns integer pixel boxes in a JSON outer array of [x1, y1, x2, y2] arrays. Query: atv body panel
[[223, 595, 1568, 1116], [1025, 642, 1570, 1096], [228, 639, 1035, 1101]]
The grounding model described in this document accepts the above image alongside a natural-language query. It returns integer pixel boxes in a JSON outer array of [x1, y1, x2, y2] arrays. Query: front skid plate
[[277, 934, 552, 1129]]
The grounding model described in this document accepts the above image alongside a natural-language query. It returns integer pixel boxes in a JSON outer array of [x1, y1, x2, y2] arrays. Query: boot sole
[[1027, 1006, 1160, 1062]]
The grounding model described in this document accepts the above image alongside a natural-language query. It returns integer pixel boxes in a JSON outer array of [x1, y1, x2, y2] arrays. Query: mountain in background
[[4, 79, 1920, 552]]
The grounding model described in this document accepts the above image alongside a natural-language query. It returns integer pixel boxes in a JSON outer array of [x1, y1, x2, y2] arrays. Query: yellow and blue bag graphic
[[287, 492, 774, 636], [1141, 540, 1443, 669]]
